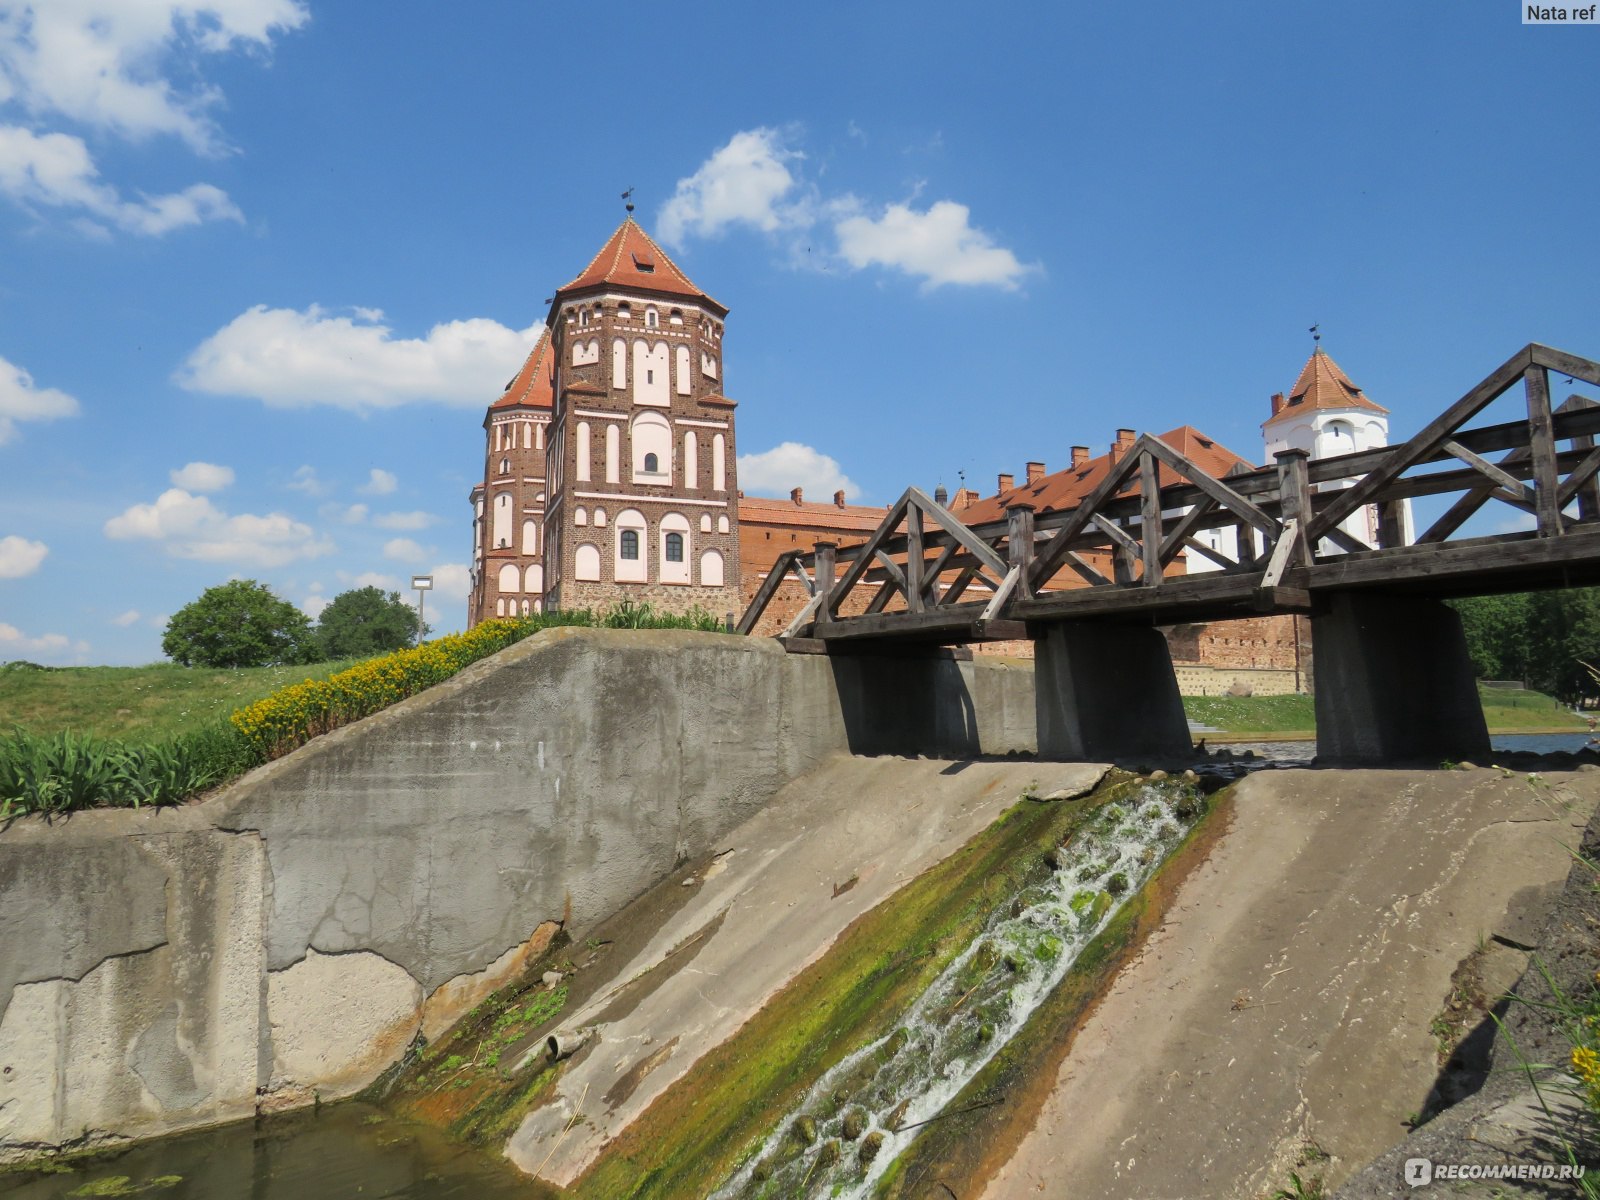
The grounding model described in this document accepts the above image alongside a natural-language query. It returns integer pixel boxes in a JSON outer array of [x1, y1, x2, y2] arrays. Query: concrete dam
[[2, 627, 1597, 1199]]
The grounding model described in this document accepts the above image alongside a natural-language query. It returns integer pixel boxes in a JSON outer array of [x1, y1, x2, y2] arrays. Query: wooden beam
[[1530, 344, 1600, 390], [736, 549, 800, 635], [1259, 518, 1301, 588], [814, 541, 838, 619], [905, 486, 1009, 579], [1157, 497, 1217, 567], [828, 492, 910, 612], [979, 565, 1021, 622], [1441, 439, 1537, 507], [1029, 443, 1144, 587], [1526, 366, 1562, 536], [1139, 450, 1164, 585], [905, 502, 925, 613], [1307, 345, 1534, 542], [1142, 434, 1279, 537], [1007, 503, 1035, 601]]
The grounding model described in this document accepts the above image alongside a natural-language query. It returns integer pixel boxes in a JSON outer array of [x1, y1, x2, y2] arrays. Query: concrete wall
[[0, 628, 1034, 1160]]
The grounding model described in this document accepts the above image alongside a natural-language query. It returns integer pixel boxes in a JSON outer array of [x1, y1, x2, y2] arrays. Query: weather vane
[[1309, 323, 1321, 344], [621, 187, 635, 214]]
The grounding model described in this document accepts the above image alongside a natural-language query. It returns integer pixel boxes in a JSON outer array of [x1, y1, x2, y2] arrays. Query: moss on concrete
[[569, 772, 1166, 1200]]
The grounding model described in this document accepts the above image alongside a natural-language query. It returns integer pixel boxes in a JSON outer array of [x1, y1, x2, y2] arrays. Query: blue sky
[[0, 1, 1595, 665]]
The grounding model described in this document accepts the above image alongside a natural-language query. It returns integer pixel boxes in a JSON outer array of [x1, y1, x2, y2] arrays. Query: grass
[[0, 659, 364, 743], [1183, 684, 1587, 739]]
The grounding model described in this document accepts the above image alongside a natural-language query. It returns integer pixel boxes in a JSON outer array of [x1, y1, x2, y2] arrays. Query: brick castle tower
[[468, 219, 743, 623]]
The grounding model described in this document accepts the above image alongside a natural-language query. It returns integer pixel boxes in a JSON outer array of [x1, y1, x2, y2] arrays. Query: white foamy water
[[711, 780, 1203, 1200]]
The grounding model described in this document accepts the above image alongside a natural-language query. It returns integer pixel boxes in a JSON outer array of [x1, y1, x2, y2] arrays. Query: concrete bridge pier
[[1033, 620, 1193, 762], [1312, 591, 1491, 765]]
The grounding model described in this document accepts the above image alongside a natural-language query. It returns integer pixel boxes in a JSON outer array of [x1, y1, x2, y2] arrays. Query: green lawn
[[0, 659, 365, 743], [1183, 684, 1586, 739]]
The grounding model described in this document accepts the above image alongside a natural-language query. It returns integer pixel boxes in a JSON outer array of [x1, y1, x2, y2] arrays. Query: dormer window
[[632, 252, 655, 274]]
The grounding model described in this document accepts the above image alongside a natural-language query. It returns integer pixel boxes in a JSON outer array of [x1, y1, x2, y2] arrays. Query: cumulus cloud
[[661, 127, 1035, 293], [300, 591, 328, 619], [0, 1, 309, 153], [426, 562, 470, 604], [285, 465, 328, 495], [658, 127, 808, 246], [111, 609, 141, 627], [382, 537, 427, 563], [358, 467, 397, 495], [0, 533, 47, 577], [338, 570, 399, 592], [319, 501, 368, 524], [103, 487, 333, 567], [0, 621, 87, 663], [0, 125, 241, 235], [737, 442, 860, 501], [0, 351, 78, 444], [372, 510, 435, 531], [833, 199, 1037, 291], [169, 460, 233, 492], [178, 305, 542, 411]]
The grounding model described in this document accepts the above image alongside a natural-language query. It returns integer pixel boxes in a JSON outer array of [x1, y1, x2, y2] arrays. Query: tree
[[162, 580, 319, 668], [315, 586, 425, 658]]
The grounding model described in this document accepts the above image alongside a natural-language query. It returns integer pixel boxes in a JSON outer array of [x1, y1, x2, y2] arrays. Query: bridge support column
[[1312, 593, 1490, 765], [1034, 622, 1192, 762]]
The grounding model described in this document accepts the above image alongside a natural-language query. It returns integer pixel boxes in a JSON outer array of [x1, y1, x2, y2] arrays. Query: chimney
[[790, 487, 803, 505], [1071, 445, 1089, 468], [1025, 461, 1045, 485], [1109, 427, 1136, 464], [998, 473, 1014, 493], [833, 489, 846, 508], [1270, 391, 1286, 417], [956, 487, 978, 509]]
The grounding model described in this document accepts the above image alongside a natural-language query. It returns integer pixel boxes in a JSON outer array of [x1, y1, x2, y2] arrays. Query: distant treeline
[[1450, 589, 1600, 703]]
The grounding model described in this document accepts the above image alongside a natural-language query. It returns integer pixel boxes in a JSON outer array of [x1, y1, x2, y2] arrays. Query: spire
[[1267, 345, 1388, 423], [553, 218, 726, 315], [490, 328, 554, 411]]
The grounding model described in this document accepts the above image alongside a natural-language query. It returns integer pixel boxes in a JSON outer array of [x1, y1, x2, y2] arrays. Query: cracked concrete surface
[[0, 629, 1035, 1159], [980, 767, 1600, 1200]]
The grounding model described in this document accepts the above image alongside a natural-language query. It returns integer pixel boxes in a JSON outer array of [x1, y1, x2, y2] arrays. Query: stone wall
[[0, 628, 1035, 1160]]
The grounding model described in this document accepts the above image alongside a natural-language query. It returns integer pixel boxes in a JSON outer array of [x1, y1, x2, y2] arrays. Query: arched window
[[612, 338, 627, 389], [498, 563, 520, 593], [712, 433, 727, 491], [576, 422, 592, 482], [522, 519, 538, 554], [605, 424, 620, 483], [684, 430, 698, 488], [645, 307, 659, 328], [492, 492, 513, 548], [525, 564, 543, 593], [675, 344, 691, 395], [579, 308, 590, 327], [593, 507, 607, 527], [700, 513, 712, 533], [660, 512, 691, 584], [631, 411, 671, 480], [617, 302, 631, 322], [615, 510, 647, 581], [574, 506, 588, 526], [499, 457, 510, 475], [718, 515, 730, 534], [633, 340, 669, 405]]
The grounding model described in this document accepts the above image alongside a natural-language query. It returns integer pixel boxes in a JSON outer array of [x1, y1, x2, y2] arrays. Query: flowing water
[[710, 779, 1204, 1200]]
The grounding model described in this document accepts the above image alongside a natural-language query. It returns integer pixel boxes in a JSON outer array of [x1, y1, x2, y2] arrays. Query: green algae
[[571, 772, 1158, 1199]]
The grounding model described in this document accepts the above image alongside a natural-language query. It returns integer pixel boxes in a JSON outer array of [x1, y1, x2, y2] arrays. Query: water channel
[[3, 731, 1589, 1200]]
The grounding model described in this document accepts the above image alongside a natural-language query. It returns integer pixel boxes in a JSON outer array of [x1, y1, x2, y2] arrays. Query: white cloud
[[103, 486, 333, 567], [111, 608, 141, 627], [382, 537, 427, 563], [0, 351, 78, 444], [339, 570, 399, 592], [358, 467, 397, 495], [737, 442, 860, 501], [658, 127, 808, 246], [372, 510, 435, 531], [285, 464, 328, 495], [169, 460, 233, 492], [427, 562, 470, 604], [300, 591, 328, 619], [0, 621, 87, 663], [318, 501, 367, 524], [0, 124, 242, 235], [178, 305, 542, 411], [833, 199, 1036, 291], [0, 533, 47, 577], [0, 1, 308, 153]]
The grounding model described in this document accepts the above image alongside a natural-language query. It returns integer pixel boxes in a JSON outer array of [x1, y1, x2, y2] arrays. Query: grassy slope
[[0, 660, 363, 743], [1184, 685, 1587, 739]]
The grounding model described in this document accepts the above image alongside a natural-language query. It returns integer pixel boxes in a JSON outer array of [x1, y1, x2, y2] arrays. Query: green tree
[[162, 580, 319, 668], [314, 586, 425, 658]]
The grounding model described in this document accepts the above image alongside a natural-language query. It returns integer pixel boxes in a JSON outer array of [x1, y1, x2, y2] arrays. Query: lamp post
[[411, 575, 433, 646]]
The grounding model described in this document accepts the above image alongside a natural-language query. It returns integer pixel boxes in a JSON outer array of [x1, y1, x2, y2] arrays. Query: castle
[[468, 220, 1395, 697]]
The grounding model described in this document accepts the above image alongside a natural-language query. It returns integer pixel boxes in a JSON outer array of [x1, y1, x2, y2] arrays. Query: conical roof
[[554, 218, 725, 314], [490, 328, 554, 411], [1267, 347, 1388, 424]]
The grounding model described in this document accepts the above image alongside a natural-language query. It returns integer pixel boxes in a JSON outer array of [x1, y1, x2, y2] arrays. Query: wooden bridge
[[738, 344, 1600, 764]]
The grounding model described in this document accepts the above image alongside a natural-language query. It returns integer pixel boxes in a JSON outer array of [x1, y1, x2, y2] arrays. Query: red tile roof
[[564, 380, 607, 397], [490, 329, 553, 411], [701, 393, 737, 408], [1266, 347, 1387, 424], [556, 218, 726, 315], [737, 494, 888, 533], [956, 426, 1256, 526]]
